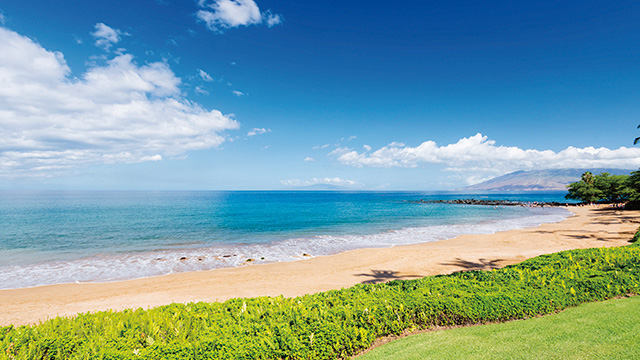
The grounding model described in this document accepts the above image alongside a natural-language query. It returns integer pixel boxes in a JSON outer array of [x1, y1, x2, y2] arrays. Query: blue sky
[[1, 0, 639, 190]]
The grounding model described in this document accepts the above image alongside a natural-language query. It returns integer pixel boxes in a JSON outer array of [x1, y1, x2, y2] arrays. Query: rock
[[407, 199, 574, 207]]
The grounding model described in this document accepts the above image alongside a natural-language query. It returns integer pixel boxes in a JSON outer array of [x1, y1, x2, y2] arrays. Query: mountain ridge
[[461, 168, 633, 192]]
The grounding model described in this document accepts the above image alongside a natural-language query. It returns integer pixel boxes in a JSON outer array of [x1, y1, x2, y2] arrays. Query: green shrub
[[632, 227, 640, 243], [2, 240, 640, 359]]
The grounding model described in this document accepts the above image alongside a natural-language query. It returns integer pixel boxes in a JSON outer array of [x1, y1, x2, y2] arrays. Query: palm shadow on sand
[[355, 270, 422, 284], [441, 258, 505, 271]]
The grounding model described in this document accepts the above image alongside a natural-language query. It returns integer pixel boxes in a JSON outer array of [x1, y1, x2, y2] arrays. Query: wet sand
[[1, 206, 638, 327]]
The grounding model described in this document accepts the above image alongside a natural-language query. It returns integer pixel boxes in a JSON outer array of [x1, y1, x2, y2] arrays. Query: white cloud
[[313, 144, 330, 150], [329, 146, 351, 157], [281, 177, 361, 188], [334, 133, 640, 173], [0, 12, 6, 26], [196, 0, 283, 32], [0, 26, 239, 177], [91, 23, 129, 51], [198, 69, 213, 82], [232, 90, 245, 96], [264, 10, 282, 27], [247, 127, 271, 136], [465, 175, 494, 186], [194, 86, 209, 95], [304, 157, 315, 162]]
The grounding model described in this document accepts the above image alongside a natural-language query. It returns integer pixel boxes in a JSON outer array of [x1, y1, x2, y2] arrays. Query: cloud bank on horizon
[[0, 26, 239, 177], [332, 133, 640, 175], [281, 177, 361, 188]]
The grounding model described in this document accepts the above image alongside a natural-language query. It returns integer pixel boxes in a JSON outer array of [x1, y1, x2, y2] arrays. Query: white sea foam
[[0, 207, 571, 289]]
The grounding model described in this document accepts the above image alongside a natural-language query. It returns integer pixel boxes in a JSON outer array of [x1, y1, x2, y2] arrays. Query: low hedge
[[2, 236, 640, 359]]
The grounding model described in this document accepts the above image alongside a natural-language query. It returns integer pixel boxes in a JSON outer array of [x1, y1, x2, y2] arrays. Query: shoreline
[[1, 205, 638, 327], [0, 205, 569, 290], [0, 207, 567, 292]]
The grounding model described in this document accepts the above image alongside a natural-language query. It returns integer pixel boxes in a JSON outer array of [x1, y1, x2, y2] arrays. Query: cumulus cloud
[[0, 26, 239, 177], [232, 90, 245, 96], [281, 177, 361, 188], [247, 128, 271, 136], [196, 0, 283, 32], [333, 133, 640, 173], [198, 69, 213, 82], [91, 23, 129, 50]]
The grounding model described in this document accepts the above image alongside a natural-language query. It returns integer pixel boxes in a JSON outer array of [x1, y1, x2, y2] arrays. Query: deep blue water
[[0, 191, 572, 289]]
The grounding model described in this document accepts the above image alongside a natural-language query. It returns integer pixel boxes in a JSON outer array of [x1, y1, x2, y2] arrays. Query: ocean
[[0, 191, 572, 290]]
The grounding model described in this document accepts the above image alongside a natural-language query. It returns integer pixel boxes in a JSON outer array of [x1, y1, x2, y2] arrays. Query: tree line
[[566, 170, 640, 207]]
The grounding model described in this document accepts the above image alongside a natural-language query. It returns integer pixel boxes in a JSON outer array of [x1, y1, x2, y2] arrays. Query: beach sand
[[1, 205, 638, 327]]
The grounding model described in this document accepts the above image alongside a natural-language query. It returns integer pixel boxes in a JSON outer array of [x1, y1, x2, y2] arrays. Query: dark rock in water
[[407, 199, 575, 207], [179, 257, 188, 261], [223, 254, 232, 258]]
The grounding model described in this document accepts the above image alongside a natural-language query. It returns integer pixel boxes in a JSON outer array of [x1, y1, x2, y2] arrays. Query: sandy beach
[[1, 205, 638, 327]]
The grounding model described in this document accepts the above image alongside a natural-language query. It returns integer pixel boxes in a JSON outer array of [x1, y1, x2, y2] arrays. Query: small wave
[[0, 207, 570, 289]]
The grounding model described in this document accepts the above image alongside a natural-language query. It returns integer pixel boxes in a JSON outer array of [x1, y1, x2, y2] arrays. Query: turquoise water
[[0, 191, 571, 289]]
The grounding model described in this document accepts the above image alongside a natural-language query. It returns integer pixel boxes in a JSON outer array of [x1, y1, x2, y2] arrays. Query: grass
[[358, 295, 640, 360]]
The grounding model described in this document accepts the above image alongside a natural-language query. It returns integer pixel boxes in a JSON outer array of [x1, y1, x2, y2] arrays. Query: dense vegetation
[[565, 170, 640, 206], [2, 235, 640, 359], [360, 295, 640, 360]]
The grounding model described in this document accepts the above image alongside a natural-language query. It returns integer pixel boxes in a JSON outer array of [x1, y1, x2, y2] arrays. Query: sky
[[1, 0, 640, 190]]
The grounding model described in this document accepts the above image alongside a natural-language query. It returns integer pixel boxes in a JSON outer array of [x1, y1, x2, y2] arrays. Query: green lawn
[[358, 296, 640, 360]]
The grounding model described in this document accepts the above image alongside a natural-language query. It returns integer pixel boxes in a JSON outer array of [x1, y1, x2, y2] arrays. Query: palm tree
[[636, 124, 640, 145]]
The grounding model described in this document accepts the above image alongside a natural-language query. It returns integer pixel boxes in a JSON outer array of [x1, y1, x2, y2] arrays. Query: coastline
[[1, 205, 638, 327], [0, 203, 568, 290]]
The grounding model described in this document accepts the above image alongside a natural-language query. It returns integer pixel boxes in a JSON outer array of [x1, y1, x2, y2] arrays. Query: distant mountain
[[462, 169, 633, 192]]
